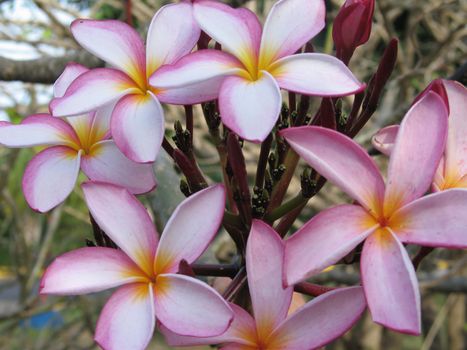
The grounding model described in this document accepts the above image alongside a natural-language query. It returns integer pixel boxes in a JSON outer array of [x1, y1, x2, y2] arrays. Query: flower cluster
[[1, 0, 466, 349]]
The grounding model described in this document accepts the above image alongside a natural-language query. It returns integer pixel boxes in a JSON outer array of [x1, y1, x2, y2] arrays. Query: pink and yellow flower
[[372, 80, 467, 191], [150, 0, 364, 142], [161, 219, 367, 349], [280, 92, 467, 334], [50, 2, 209, 163], [40, 182, 233, 350], [0, 63, 155, 212]]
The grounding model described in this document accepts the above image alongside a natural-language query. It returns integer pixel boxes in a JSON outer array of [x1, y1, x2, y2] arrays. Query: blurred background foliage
[[0, 0, 466, 349]]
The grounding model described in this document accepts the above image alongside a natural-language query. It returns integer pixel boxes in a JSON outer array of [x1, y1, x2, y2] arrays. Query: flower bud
[[333, 0, 375, 63]]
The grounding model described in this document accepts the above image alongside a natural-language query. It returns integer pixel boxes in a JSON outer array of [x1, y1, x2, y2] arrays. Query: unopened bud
[[333, 0, 375, 63]]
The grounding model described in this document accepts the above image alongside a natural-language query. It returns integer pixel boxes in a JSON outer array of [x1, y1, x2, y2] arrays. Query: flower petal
[[219, 71, 281, 142], [49, 68, 139, 117], [149, 49, 242, 89], [82, 182, 158, 276], [155, 274, 233, 337], [384, 92, 448, 215], [156, 78, 225, 105], [271, 53, 365, 97], [154, 184, 225, 274], [443, 80, 467, 185], [284, 204, 378, 286], [81, 140, 156, 194], [88, 102, 115, 141], [146, 2, 200, 75], [280, 126, 385, 216], [371, 125, 398, 156], [111, 93, 164, 163], [23, 146, 81, 212], [267, 287, 366, 349], [53, 62, 89, 98], [95, 283, 155, 350], [259, 0, 325, 66], [390, 189, 467, 249], [246, 220, 292, 339], [193, 0, 260, 71], [0, 114, 78, 148], [361, 229, 421, 334], [221, 345, 257, 350], [40, 247, 145, 295], [160, 303, 257, 347], [71, 19, 146, 88]]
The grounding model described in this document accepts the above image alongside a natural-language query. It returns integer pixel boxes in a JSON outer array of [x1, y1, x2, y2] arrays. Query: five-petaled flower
[[161, 219, 366, 349], [40, 183, 233, 350], [372, 79, 467, 191], [0, 63, 155, 212], [150, 0, 365, 142], [280, 92, 467, 334], [49, 2, 212, 163]]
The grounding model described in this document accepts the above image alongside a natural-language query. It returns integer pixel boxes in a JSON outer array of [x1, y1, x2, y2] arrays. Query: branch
[[0, 52, 104, 84]]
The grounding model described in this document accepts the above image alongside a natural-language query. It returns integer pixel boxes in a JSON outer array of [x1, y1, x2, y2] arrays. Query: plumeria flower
[[373, 80, 467, 191], [150, 0, 364, 142], [280, 92, 467, 334], [0, 63, 155, 212], [160, 219, 367, 349], [49, 2, 214, 163], [40, 182, 233, 350]]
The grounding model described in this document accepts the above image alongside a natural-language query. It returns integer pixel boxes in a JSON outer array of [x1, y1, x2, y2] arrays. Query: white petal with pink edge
[[150, 49, 243, 89], [259, 0, 325, 66], [285, 204, 379, 286], [71, 19, 146, 88], [0, 114, 78, 148], [156, 77, 225, 105], [50, 68, 139, 117], [280, 126, 385, 216], [89, 102, 115, 140], [111, 92, 164, 163], [219, 71, 281, 142], [82, 182, 158, 276], [193, 0, 261, 70], [160, 303, 257, 347], [384, 92, 448, 215], [443, 80, 467, 183], [271, 53, 365, 96], [154, 185, 225, 274], [267, 287, 366, 349], [146, 2, 200, 75], [95, 283, 155, 350], [390, 189, 467, 249], [361, 229, 421, 335], [40, 247, 145, 295], [246, 220, 292, 339], [154, 273, 233, 337], [53, 62, 89, 98], [22, 146, 81, 212], [81, 140, 156, 194], [371, 125, 399, 156]]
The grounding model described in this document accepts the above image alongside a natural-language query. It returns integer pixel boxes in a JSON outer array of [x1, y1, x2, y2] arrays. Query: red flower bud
[[333, 0, 375, 63]]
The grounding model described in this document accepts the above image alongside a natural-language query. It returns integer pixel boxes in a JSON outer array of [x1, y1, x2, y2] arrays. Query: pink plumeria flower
[[280, 92, 467, 334], [40, 182, 233, 350], [373, 80, 467, 191], [150, 0, 364, 142], [160, 219, 367, 349], [0, 63, 155, 212], [49, 2, 211, 163]]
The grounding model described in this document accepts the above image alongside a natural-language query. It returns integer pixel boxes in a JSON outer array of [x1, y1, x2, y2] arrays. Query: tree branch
[[0, 52, 104, 84]]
